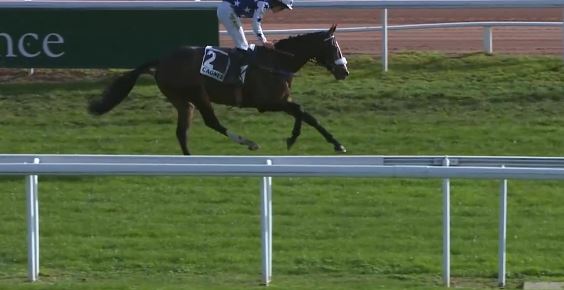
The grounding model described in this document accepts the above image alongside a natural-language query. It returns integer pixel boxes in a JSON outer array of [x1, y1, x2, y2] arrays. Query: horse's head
[[273, 25, 349, 80], [314, 25, 349, 80]]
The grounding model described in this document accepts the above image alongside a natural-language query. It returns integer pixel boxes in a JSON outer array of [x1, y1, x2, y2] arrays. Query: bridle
[[318, 35, 348, 72]]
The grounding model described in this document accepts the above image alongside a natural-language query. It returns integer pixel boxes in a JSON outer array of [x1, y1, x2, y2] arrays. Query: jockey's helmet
[[277, 0, 293, 10]]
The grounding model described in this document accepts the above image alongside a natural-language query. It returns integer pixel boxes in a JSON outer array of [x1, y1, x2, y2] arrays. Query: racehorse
[[88, 25, 349, 155]]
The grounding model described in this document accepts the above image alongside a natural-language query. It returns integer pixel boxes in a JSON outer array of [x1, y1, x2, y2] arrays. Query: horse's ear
[[329, 24, 337, 35]]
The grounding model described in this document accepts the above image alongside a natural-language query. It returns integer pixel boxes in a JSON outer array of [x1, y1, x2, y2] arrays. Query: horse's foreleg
[[175, 102, 195, 155], [283, 103, 303, 150], [195, 99, 259, 151], [302, 110, 346, 152], [284, 102, 345, 152]]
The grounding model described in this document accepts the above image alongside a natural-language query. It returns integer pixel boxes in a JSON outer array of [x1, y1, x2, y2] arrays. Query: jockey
[[217, 0, 293, 88], [218, 0, 293, 52]]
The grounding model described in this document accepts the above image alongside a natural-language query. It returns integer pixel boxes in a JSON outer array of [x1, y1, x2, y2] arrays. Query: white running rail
[[3, 154, 564, 287], [1, 0, 563, 71], [239, 21, 564, 69], [1, 1, 563, 9]]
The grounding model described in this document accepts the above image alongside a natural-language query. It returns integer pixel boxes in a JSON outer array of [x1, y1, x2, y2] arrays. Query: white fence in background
[[3, 154, 564, 287], [2, 0, 564, 9], [1, 0, 563, 72], [251, 21, 564, 64]]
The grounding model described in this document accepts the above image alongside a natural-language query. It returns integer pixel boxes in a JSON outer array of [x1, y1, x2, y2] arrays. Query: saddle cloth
[[200, 45, 255, 84]]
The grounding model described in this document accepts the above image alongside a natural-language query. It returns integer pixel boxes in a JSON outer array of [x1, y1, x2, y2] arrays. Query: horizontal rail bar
[[1, 0, 563, 9], [5, 155, 564, 168], [233, 21, 564, 36], [2, 163, 564, 179]]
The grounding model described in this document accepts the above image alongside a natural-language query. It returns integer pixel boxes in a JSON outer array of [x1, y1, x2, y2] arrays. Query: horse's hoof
[[286, 138, 296, 150], [248, 143, 260, 151], [335, 145, 347, 153]]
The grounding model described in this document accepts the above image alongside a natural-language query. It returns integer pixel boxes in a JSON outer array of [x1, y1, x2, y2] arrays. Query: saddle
[[200, 46, 255, 85]]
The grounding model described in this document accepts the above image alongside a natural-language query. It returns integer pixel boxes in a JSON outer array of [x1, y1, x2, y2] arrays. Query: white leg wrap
[[227, 130, 245, 144], [227, 130, 259, 151]]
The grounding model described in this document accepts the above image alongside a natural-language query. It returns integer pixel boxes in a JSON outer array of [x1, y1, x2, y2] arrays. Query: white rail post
[[442, 156, 451, 287], [26, 157, 40, 282], [267, 160, 273, 282], [498, 172, 508, 287], [260, 159, 273, 285], [561, 8, 564, 61], [483, 26, 493, 54], [381, 8, 389, 72]]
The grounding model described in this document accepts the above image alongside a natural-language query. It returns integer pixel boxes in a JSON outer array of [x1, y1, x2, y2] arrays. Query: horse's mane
[[269, 31, 330, 73], [275, 31, 328, 53]]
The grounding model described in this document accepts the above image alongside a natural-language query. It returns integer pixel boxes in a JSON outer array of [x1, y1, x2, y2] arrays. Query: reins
[[270, 48, 294, 58], [252, 63, 296, 78], [249, 47, 296, 77]]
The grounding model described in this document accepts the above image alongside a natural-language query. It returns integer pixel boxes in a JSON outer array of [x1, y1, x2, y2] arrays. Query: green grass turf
[[0, 52, 564, 289]]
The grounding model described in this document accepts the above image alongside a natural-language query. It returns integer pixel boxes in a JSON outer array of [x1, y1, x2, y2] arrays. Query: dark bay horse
[[89, 25, 349, 155]]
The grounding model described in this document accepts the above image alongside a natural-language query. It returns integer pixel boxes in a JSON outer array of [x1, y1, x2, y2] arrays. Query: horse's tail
[[88, 60, 158, 115]]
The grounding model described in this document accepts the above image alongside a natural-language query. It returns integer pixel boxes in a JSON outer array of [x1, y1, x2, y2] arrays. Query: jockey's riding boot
[[232, 48, 249, 106], [234, 48, 250, 85]]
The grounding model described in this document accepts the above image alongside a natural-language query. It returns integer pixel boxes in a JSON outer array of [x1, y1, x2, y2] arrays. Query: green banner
[[0, 9, 218, 68]]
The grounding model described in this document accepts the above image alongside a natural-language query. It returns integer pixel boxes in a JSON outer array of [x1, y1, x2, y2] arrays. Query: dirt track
[[223, 8, 564, 55]]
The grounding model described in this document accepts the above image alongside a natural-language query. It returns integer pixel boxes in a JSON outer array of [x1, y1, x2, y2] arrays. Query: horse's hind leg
[[174, 102, 195, 155], [193, 97, 260, 151], [285, 102, 346, 153]]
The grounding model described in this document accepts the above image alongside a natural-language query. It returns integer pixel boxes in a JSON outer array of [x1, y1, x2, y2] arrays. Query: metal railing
[[1, 0, 563, 9], [3, 154, 564, 287], [234, 21, 564, 66]]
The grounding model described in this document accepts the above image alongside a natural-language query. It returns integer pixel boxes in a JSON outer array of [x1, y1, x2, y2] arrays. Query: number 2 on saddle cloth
[[200, 46, 253, 86]]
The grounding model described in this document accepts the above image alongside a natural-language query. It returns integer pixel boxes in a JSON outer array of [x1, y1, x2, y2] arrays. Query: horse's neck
[[275, 41, 316, 72], [287, 53, 311, 72]]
